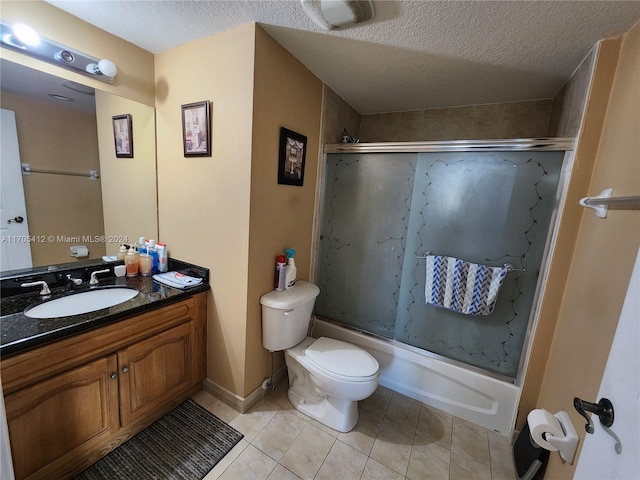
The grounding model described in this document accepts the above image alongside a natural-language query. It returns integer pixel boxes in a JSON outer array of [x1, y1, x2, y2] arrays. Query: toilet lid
[[305, 337, 379, 378]]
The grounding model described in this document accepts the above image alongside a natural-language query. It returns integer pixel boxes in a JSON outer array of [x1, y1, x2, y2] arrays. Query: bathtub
[[312, 317, 520, 437]]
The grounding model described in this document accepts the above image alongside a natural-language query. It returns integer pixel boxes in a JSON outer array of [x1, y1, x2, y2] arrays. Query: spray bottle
[[284, 248, 297, 289]]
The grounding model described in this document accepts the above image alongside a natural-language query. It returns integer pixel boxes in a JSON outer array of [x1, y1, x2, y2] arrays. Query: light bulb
[[97, 59, 117, 78], [12, 23, 40, 47]]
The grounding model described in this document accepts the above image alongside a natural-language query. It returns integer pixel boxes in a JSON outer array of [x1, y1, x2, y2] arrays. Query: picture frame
[[112, 114, 133, 158], [278, 127, 307, 186], [181, 101, 211, 157]]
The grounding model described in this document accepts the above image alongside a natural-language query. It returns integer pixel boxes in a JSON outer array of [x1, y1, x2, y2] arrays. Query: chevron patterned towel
[[424, 255, 508, 316]]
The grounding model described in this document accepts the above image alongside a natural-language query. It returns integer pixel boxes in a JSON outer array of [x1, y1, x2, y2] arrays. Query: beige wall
[[536, 21, 640, 478], [154, 24, 256, 396], [0, 91, 105, 265], [518, 37, 622, 429], [95, 91, 158, 254], [246, 26, 323, 395], [0, 1, 154, 106]]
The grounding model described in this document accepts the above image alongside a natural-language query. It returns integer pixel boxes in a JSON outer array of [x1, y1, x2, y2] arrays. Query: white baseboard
[[202, 366, 287, 413]]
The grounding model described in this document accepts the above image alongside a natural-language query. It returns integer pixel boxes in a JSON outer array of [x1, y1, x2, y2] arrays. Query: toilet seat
[[304, 337, 379, 382]]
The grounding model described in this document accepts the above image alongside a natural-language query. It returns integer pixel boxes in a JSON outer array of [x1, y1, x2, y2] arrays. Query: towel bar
[[415, 253, 526, 272]]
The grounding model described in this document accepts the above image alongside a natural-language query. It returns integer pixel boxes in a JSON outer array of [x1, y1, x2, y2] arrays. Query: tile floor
[[193, 381, 516, 480]]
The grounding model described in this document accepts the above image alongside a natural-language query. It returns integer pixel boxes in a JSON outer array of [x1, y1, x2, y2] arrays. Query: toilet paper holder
[[528, 410, 579, 464], [543, 411, 579, 464]]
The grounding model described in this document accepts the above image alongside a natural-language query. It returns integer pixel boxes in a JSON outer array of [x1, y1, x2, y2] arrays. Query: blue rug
[[75, 399, 243, 480]]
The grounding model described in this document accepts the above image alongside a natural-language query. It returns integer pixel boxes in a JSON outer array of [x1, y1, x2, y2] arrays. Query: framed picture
[[278, 127, 307, 186], [181, 101, 211, 157], [112, 114, 133, 158]]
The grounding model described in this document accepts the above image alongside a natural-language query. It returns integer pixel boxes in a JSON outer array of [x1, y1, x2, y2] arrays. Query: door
[[0, 109, 32, 271], [118, 322, 194, 426], [4, 355, 120, 480], [574, 247, 640, 479]]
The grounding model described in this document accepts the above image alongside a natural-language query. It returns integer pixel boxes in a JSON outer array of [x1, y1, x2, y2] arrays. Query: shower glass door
[[316, 150, 564, 377]]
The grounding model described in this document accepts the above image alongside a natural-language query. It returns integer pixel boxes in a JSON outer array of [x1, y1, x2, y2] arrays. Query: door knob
[[8, 216, 24, 224], [573, 397, 614, 434]]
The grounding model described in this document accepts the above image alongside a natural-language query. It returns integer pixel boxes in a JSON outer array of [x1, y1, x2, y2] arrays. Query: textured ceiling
[[44, 0, 640, 114]]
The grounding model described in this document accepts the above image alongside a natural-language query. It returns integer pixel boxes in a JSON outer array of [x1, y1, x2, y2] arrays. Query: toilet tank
[[260, 281, 320, 351]]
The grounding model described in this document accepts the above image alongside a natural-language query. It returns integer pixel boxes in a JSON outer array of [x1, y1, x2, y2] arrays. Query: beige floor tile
[[360, 385, 393, 418], [252, 410, 307, 462], [407, 441, 450, 480], [384, 391, 422, 431], [369, 418, 414, 476], [203, 439, 249, 480], [218, 443, 277, 480], [450, 448, 492, 480], [279, 422, 336, 480], [451, 416, 490, 467], [307, 417, 340, 437], [415, 404, 453, 448], [229, 399, 281, 442], [315, 440, 368, 480], [337, 409, 382, 455], [267, 464, 301, 480], [360, 457, 405, 480], [206, 399, 240, 424], [266, 381, 291, 409], [191, 389, 217, 409], [489, 431, 516, 479]]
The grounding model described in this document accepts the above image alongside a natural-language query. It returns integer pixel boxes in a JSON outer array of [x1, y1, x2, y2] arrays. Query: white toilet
[[260, 281, 380, 432]]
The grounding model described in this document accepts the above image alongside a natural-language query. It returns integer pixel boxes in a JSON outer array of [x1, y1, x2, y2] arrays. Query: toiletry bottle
[[275, 255, 286, 291], [156, 243, 168, 272], [147, 239, 159, 273], [117, 244, 127, 261], [284, 248, 297, 289], [125, 246, 139, 277], [137, 237, 146, 254]]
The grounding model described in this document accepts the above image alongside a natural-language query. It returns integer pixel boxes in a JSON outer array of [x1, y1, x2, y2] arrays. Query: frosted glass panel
[[316, 153, 416, 337], [316, 150, 563, 377]]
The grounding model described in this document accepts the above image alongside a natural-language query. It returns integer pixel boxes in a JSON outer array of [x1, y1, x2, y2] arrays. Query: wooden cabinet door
[[118, 321, 194, 426], [4, 355, 119, 480]]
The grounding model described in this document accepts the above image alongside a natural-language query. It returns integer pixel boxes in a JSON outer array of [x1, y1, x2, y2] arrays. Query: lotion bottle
[[284, 248, 297, 289]]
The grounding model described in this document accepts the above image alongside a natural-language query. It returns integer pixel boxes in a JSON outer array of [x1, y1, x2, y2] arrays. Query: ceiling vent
[[301, 0, 375, 30]]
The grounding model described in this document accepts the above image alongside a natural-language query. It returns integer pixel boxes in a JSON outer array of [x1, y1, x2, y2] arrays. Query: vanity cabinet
[[1, 293, 207, 480]]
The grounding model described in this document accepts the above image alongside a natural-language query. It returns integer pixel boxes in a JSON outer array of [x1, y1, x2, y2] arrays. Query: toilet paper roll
[[70, 245, 89, 258], [527, 409, 564, 451]]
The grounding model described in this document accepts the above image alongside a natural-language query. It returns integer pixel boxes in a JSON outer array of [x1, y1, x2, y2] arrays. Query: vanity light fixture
[[0, 21, 118, 84]]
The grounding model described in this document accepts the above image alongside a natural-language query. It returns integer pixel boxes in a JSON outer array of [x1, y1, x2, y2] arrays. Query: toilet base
[[287, 384, 359, 433]]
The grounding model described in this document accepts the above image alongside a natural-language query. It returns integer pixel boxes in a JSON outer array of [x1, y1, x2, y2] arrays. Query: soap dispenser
[[125, 246, 139, 277], [285, 248, 297, 289]]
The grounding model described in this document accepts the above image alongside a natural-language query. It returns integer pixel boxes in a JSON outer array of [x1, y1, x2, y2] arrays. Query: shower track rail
[[325, 137, 575, 153]]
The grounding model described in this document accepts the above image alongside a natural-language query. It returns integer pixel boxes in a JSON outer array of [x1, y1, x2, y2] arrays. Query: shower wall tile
[[550, 46, 596, 137], [359, 100, 553, 142], [322, 85, 361, 144]]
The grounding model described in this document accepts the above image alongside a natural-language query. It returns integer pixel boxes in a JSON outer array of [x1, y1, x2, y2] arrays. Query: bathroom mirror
[[0, 59, 158, 272]]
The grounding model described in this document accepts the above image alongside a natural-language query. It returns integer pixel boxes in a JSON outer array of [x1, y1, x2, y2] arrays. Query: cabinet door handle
[[110, 372, 118, 380], [122, 366, 129, 373]]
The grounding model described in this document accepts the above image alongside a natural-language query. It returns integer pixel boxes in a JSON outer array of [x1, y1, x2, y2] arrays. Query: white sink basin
[[25, 287, 139, 318]]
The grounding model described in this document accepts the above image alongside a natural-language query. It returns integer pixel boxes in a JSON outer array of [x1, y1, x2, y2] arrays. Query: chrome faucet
[[66, 274, 83, 292], [21, 280, 51, 296], [89, 269, 110, 286]]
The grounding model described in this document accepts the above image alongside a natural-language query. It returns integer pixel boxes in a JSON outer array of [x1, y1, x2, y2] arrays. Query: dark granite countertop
[[0, 259, 210, 358]]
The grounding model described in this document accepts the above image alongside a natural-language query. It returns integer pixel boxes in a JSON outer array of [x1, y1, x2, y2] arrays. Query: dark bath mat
[[74, 399, 243, 480]]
